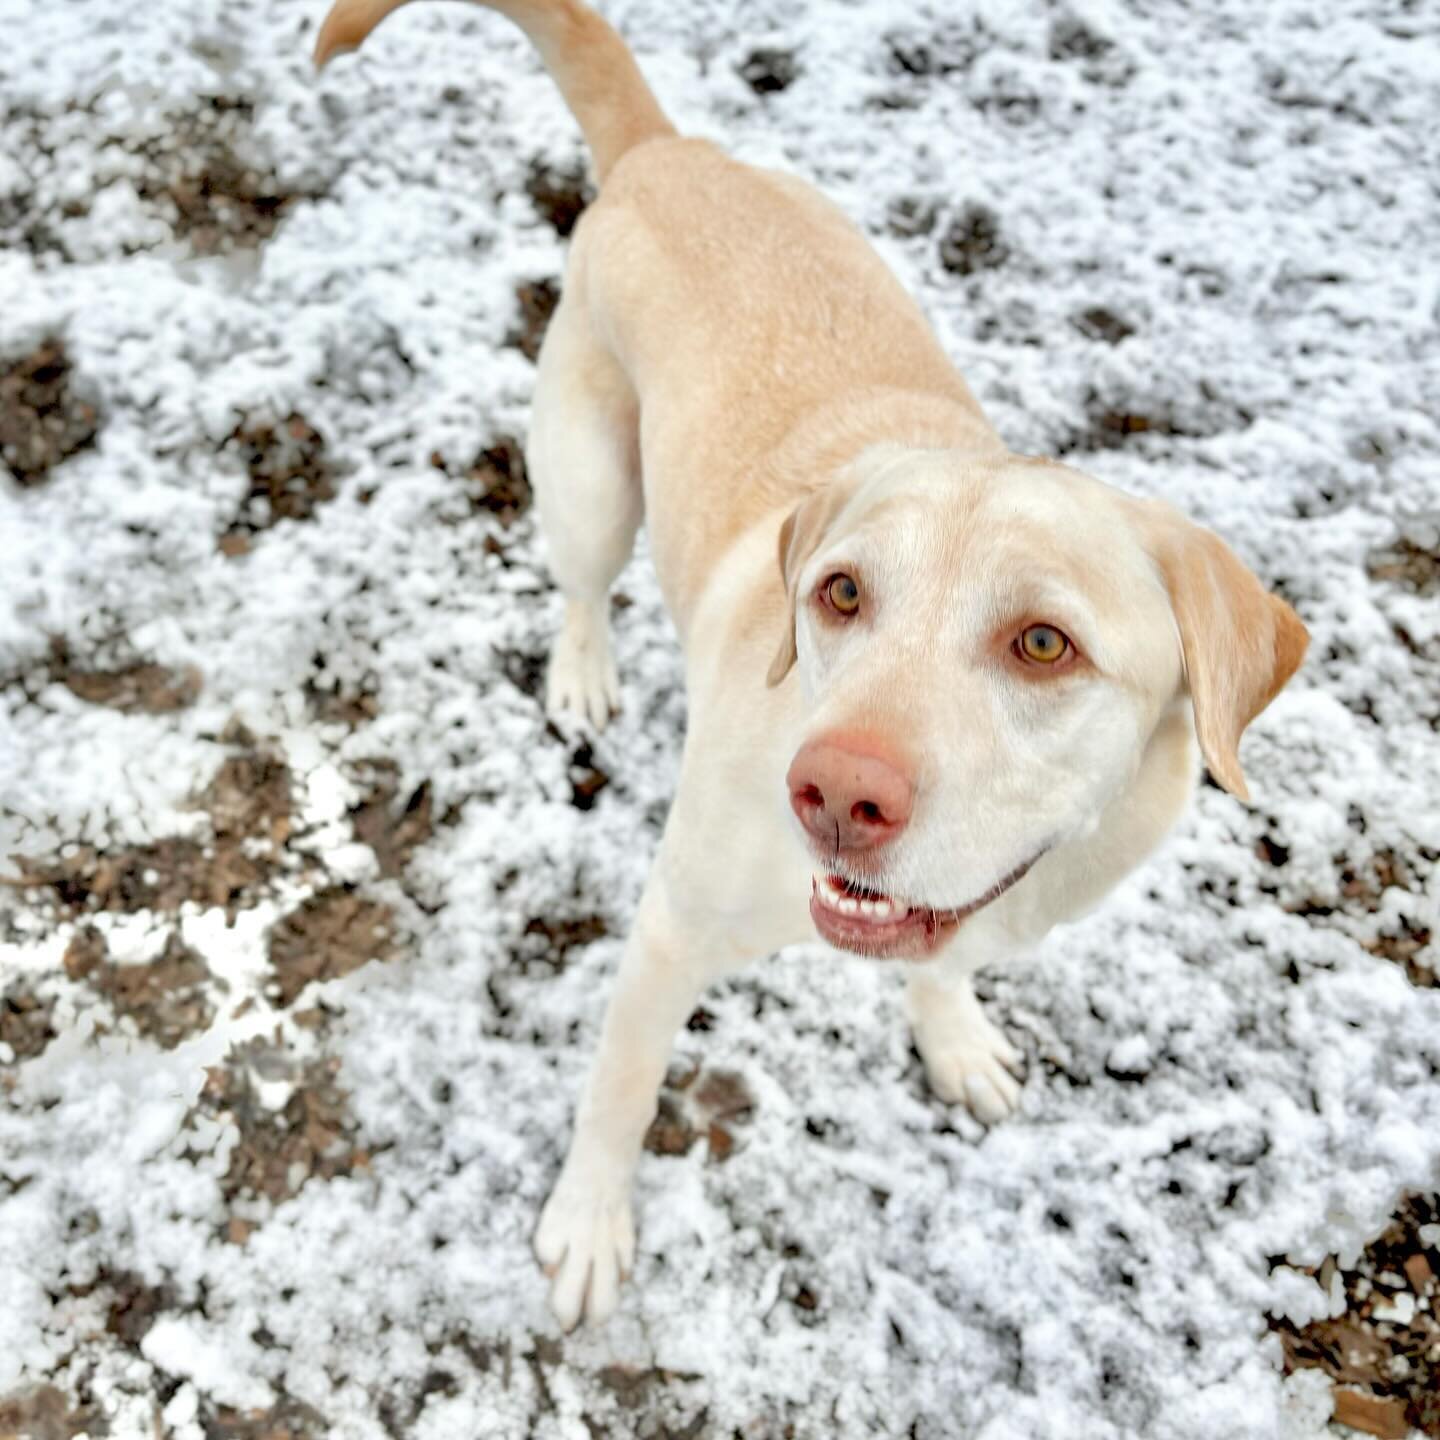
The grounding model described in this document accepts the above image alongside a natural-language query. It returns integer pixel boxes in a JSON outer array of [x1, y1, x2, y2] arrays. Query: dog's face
[[768, 449, 1308, 960]]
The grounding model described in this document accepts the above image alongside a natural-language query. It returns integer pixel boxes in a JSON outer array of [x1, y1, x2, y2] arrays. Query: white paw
[[533, 1171, 635, 1330], [914, 1010, 1025, 1125], [546, 607, 619, 729]]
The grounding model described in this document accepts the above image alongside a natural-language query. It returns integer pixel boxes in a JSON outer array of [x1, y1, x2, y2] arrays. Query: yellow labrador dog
[[314, 0, 1308, 1329]]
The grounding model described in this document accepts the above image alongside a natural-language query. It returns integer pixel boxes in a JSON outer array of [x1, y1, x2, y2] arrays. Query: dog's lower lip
[[808, 854, 1044, 958]]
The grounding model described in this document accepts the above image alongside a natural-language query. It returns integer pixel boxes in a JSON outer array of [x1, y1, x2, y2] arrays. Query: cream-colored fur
[[314, 0, 1309, 1330]]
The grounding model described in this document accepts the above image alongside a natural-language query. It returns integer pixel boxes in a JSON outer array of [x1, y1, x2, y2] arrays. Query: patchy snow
[[2, 0, 1438, 1437]]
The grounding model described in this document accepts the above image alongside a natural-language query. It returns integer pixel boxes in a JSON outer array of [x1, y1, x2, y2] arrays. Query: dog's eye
[[824, 573, 861, 616], [1018, 624, 1069, 664]]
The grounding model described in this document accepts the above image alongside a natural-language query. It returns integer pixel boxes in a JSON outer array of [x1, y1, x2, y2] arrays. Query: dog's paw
[[914, 1008, 1025, 1125], [546, 607, 619, 729], [533, 1172, 635, 1330]]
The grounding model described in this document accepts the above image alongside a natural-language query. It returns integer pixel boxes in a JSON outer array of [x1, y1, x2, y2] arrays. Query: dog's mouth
[[808, 856, 1042, 960]]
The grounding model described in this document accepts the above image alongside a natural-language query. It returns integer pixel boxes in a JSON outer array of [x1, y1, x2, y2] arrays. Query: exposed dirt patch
[[0, 1384, 109, 1440], [1048, 12, 1113, 60], [938, 203, 1009, 277], [1071, 306, 1136, 345], [508, 278, 560, 363], [737, 48, 800, 94], [1058, 382, 1253, 455], [460, 437, 531, 526], [1369, 538, 1440, 598], [517, 912, 608, 971], [595, 1363, 705, 1422], [202, 746, 294, 847], [222, 413, 334, 541], [377, 1369, 462, 1439], [495, 646, 547, 701], [568, 742, 610, 812], [12, 742, 293, 918], [198, 1396, 330, 1440], [1047, 12, 1134, 86], [52, 646, 201, 715], [194, 1042, 371, 1209], [88, 1267, 176, 1353], [350, 762, 434, 881], [305, 676, 381, 729], [1273, 1193, 1440, 1438], [525, 158, 592, 238], [644, 1063, 755, 1163], [1285, 847, 1436, 988], [885, 195, 939, 239], [131, 98, 317, 256], [0, 987, 57, 1064], [266, 889, 395, 1007], [0, 340, 100, 487], [65, 928, 218, 1050], [14, 836, 266, 917]]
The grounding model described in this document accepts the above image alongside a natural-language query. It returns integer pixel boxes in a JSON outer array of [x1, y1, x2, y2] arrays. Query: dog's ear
[[766, 482, 859, 687], [1142, 501, 1308, 802]]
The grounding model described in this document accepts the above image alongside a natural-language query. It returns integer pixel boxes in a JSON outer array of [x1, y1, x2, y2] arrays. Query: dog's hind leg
[[528, 286, 642, 729]]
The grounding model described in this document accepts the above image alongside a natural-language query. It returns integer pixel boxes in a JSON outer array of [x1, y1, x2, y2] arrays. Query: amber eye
[[824, 573, 861, 616], [1018, 624, 1070, 664]]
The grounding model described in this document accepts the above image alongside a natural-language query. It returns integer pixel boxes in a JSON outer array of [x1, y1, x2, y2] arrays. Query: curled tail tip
[[313, 34, 349, 69], [313, 1, 385, 70]]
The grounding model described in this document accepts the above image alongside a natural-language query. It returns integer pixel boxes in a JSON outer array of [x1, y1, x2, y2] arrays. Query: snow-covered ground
[[2, 0, 1438, 1436]]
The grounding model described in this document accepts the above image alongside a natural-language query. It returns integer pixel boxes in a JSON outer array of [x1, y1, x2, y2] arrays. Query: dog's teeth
[[859, 899, 877, 916], [873, 899, 893, 919], [838, 897, 859, 915]]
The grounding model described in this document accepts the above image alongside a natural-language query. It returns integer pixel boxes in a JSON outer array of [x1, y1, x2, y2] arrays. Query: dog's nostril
[[852, 800, 885, 825], [796, 784, 825, 809]]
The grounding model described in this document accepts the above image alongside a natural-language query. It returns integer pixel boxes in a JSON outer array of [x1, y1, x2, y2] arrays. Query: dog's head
[[768, 447, 1308, 960]]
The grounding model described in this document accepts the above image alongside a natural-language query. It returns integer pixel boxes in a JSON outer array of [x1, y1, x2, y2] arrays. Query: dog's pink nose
[[787, 735, 914, 853]]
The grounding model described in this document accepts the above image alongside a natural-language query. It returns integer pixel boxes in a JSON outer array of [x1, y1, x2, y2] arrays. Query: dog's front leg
[[907, 960, 1026, 1125], [534, 879, 711, 1329]]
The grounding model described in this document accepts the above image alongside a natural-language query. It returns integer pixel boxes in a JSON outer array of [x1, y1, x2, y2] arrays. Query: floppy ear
[[1143, 502, 1309, 802], [766, 481, 860, 687]]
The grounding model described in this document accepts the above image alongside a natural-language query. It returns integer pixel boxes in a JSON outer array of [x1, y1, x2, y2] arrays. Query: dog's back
[[315, 0, 992, 616]]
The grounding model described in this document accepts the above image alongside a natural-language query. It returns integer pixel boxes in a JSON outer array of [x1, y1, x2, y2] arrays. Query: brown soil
[[737, 48, 800, 94], [0, 1384, 109, 1440], [460, 437, 531, 525], [15, 837, 267, 917], [131, 99, 315, 257], [1072, 306, 1136, 345], [222, 413, 334, 540], [193, 1042, 370, 1208], [349, 761, 435, 881], [644, 1063, 755, 1163], [304, 672, 381, 728], [568, 743, 610, 811], [199, 1397, 329, 1440], [65, 928, 218, 1051], [938, 203, 1008, 277], [1284, 848, 1436, 988], [1273, 1193, 1440, 1438], [1369, 538, 1440, 598], [508, 278, 560, 363], [518, 913, 609, 970], [0, 340, 100, 487], [202, 747, 294, 846], [13, 741, 293, 919], [266, 889, 395, 1007], [0, 988, 57, 1064], [524, 158, 592, 238], [53, 650, 201, 715]]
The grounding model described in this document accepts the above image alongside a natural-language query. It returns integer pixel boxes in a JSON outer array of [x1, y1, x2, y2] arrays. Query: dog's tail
[[313, 0, 676, 183]]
